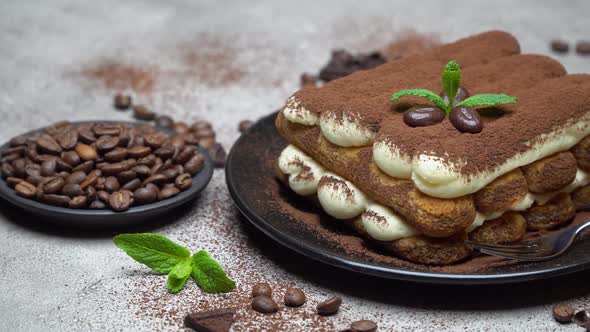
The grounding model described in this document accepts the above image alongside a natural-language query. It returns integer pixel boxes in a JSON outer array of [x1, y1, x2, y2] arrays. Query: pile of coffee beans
[[0, 121, 205, 211], [112, 93, 226, 168]]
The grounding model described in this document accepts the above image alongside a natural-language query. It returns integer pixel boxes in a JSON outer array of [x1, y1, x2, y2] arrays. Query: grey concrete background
[[1, 0, 590, 331]]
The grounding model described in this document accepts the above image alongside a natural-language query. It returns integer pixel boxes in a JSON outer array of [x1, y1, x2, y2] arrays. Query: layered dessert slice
[[274, 30, 590, 265]]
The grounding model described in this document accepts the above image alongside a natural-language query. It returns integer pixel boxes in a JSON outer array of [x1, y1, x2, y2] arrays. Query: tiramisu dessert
[[274, 30, 590, 265]]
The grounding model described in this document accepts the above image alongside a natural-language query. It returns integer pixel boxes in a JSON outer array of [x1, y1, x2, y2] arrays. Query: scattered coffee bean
[[209, 143, 226, 168], [15, 181, 36, 198], [550, 39, 570, 53], [251, 282, 272, 298], [133, 105, 155, 121], [175, 173, 192, 191], [553, 303, 575, 323], [239, 120, 254, 133], [403, 106, 445, 127], [158, 186, 179, 200], [574, 310, 589, 327], [576, 41, 590, 55], [134, 186, 158, 205], [440, 86, 470, 106], [300, 73, 318, 87], [113, 93, 132, 110], [69, 196, 88, 209], [317, 296, 342, 316], [109, 190, 133, 211], [284, 287, 306, 307], [350, 320, 378, 332], [449, 106, 482, 133], [251, 296, 278, 314], [155, 115, 174, 129]]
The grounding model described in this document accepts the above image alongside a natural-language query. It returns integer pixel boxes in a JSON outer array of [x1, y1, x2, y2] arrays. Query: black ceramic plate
[[226, 112, 590, 284], [0, 121, 214, 229]]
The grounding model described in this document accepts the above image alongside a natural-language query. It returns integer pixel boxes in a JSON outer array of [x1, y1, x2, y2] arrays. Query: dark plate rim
[[225, 111, 590, 285], [0, 120, 214, 222]]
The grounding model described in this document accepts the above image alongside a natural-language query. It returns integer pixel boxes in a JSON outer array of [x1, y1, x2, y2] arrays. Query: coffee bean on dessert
[[350, 320, 378, 332], [109, 190, 133, 211], [251, 296, 278, 314], [576, 41, 590, 55], [43, 177, 65, 194], [574, 310, 589, 327], [209, 143, 226, 168], [133, 105, 155, 121], [440, 86, 470, 105], [158, 186, 179, 200], [89, 200, 106, 209], [251, 282, 272, 298], [317, 296, 342, 316], [403, 106, 445, 127], [173, 122, 190, 135], [284, 287, 306, 307], [15, 181, 37, 198], [69, 196, 88, 209], [191, 120, 212, 132], [154, 115, 174, 129], [104, 176, 121, 193], [300, 73, 318, 87], [134, 186, 158, 205], [113, 93, 132, 110], [553, 304, 575, 323], [449, 106, 482, 133], [174, 173, 192, 191], [75, 143, 98, 161], [550, 39, 569, 53]]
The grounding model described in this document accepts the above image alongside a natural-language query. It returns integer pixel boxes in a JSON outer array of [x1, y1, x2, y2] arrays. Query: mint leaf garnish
[[113, 233, 191, 274], [454, 94, 517, 108], [191, 250, 236, 293], [391, 89, 448, 113], [441, 60, 461, 110], [167, 258, 192, 293]]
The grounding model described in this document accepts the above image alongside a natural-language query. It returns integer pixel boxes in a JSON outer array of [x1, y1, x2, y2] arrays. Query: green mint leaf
[[167, 258, 192, 293], [191, 250, 236, 293], [441, 60, 461, 110], [390, 89, 448, 113], [113, 233, 191, 274], [454, 94, 517, 108]]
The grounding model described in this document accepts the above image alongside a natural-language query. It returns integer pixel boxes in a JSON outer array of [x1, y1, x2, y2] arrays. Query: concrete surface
[[1, 0, 590, 331]]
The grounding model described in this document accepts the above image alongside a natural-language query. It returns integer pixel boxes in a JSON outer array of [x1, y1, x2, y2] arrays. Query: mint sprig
[[390, 60, 517, 114], [114, 233, 236, 294]]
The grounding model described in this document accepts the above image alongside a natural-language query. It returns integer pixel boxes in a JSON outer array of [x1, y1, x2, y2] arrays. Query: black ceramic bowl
[[0, 121, 214, 229]]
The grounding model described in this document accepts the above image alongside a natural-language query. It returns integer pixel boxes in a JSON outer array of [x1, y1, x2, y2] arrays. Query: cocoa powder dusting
[[79, 61, 158, 95]]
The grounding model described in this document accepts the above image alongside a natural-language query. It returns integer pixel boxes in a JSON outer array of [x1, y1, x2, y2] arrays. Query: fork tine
[[471, 245, 544, 254], [465, 240, 539, 251], [477, 249, 551, 261]]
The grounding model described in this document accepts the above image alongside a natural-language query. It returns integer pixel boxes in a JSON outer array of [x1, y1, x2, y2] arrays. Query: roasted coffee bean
[[97, 190, 110, 203], [122, 178, 141, 191], [158, 186, 179, 200], [75, 143, 98, 161], [43, 177, 65, 194], [69, 196, 88, 209], [174, 146, 197, 164], [239, 120, 254, 133], [144, 133, 166, 149], [350, 320, 378, 332], [127, 146, 151, 159], [6, 177, 24, 187], [62, 183, 83, 197], [40, 194, 70, 207], [65, 171, 87, 184], [36, 134, 62, 155], [11, 159, 26, 178], [117, 170, 136, 184], [93, 123, 121, 136], [94, 176, 106, 191], [251, 296, 278, 314], [133, 105, 155, 121], [25, 164, 41, 178], [317, 296, 342, 316], [182, 133, 199, 146], [550, 39, 569, 53], [99, 162, 126, 175], [284, 287, 306, 307], [85, 186, 97, 201], [109, 190, 133, 211], [573, 310, 589, 327], [154, 145, 175, 160], [96, 135, 119, 153], [61, 151, 80, 166], [72, 160, 94, 173], [80, 171, 99, 189], [113, 93, 132, 110], [104, 147, 128, 162], [56, 127, 78, 150], [46, 121, 70, 136], [155, 115, 174, 129], [104, 176, 120, 193], [196, 129, 215, 140], [15, 181, 37, 198], [78, 126, 96, 143], [150, 159, 164, 174], [403, 106, 445, 127], [89, 200, 106, 209], [576, 41, 590, 55], [449, 106, 482, 133], [10, 135, 27, 147], [173, 122, 190, 134], [40, 159, 57, 176], [169, 136, 185, 149], [134, 186, 158, 204], [440, 86, 470, 106], [251, 282, 272, 298], [191, 120, 212, 132], [26, 174, 42, 186], [553, 304, 575, 323], [55, 158, 72, 172], [121, 158, 136, 170], [1, 162, 15, 178], [137, 154, 156, 167], [161, 167, 180, 180], [175, 173, 192, 191], [185, 154, 205, 175], [209, 143, 226, 168], [142, 174, 168, 187], [132, 165, 151, 178], [1, 153, 20, 163]]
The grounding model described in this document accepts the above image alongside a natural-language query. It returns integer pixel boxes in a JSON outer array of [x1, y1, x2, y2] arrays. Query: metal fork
[[465, 220, 590, 261]]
